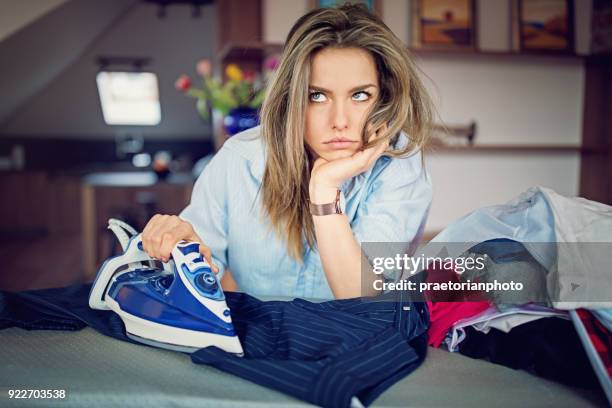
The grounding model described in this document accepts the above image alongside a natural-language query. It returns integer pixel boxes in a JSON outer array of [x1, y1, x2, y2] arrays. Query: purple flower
[[264, 55, 279, 71]]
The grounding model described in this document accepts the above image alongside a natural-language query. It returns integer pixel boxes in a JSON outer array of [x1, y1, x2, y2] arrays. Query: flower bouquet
[[175, 56, 279, 123]]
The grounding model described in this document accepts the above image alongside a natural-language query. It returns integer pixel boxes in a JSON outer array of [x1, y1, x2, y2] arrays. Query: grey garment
[[474, 313, 556, 333], [459, 250, 549, 307], [419, 186, 612, 309]]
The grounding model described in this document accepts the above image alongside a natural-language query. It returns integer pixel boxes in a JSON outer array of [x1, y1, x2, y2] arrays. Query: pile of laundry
[[415, 186, 611, 403]]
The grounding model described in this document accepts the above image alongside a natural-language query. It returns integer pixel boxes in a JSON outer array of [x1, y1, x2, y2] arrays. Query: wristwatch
[[309, 189, 344, 216]]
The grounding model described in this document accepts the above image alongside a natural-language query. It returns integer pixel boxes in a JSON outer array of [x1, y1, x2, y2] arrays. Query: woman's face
[[304, 47, 379, 162]]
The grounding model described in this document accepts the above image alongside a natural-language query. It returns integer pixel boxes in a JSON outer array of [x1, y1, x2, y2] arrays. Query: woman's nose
[[331, 100, 349, 130]]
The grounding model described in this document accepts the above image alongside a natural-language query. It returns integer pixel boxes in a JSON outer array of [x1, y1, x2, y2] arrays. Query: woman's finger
[[366, 123, 387, 143], [147, 214, 171, 259], [158, 217, 188, 261], [363, 125, 390, 168], [358, 126, 388, 161], [199, 244, 219, 273], [142, 214, 164, 257], [365, 122, 374, 141], [158, 231, 179, 262], [141, 214, 159, 251]]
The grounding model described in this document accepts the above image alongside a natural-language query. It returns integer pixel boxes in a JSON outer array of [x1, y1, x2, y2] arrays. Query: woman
[[141, 3, 434, 300]]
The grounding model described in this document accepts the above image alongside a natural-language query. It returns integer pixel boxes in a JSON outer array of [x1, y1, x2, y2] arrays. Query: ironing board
[[0, 327, 607, 407]]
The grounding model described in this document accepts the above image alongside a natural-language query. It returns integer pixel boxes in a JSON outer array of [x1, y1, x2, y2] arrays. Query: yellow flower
[[225, 63, 243, 81]]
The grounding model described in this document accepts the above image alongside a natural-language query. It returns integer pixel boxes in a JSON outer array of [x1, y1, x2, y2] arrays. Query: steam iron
[[89, 219, 243, 355]]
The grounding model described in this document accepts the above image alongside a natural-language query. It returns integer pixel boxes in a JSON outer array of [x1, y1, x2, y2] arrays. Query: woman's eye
[[308, 90, 371, 102], [309, 91, 327, 102], [352, 91, 371, 101]]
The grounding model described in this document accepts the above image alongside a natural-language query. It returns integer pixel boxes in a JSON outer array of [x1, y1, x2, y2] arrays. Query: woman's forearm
[[220, 268, 239, 292], [310, 186, 379, 299]]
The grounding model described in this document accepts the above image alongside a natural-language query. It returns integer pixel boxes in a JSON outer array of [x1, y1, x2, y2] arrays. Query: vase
[[223, 106, 260, 136]]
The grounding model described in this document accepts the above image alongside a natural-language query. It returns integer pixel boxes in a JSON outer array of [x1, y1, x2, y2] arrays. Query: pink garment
[[423, 260, 490, 347], [427, 301, 490, 347]]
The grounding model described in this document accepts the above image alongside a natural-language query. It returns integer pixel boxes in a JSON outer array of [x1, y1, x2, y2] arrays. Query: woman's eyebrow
[[308, 84, 377, 93]]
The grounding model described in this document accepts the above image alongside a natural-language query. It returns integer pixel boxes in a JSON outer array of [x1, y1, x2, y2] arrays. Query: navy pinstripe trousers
[[1, 284, 428, 407]]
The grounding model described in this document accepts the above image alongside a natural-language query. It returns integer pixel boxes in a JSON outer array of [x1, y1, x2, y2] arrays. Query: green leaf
[[215, 87, 237, 106], [235, 82, 251, 106], [186, 89, 205, 99], [196, 98, 210, 121], [205, 77, 220, 93], [210, 90, 236, 115], [248, 88, 267, 108]]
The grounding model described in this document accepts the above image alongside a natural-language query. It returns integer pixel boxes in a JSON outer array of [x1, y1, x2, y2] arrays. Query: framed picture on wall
[[411, 0, 477, 50], [311, 0, 381, 14], [513, 0, 574, 53]]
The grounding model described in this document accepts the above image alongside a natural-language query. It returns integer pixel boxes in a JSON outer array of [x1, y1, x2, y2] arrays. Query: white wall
[[2, 2, 217, 139], [425, 153, 581, 231], [263, 0, 308, 43], [0, 0, 137, 128], [381, 0, 409, 47], [0, 0, 67, 42], [418, 54, 584, 231], [419, 56, 584, 146], [263, 0, 588, 233], [477, 0, 510, 52]]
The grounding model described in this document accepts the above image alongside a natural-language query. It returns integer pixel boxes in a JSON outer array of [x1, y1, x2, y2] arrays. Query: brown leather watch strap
[[309, 189, 342, 216]]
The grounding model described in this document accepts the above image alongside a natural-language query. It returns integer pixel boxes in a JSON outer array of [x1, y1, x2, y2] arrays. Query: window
[[96, 71, 161, 125]]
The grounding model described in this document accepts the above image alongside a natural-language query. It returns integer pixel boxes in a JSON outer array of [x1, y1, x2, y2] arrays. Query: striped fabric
[[192, 291, 429, 407], [0, 284, 428, 408]]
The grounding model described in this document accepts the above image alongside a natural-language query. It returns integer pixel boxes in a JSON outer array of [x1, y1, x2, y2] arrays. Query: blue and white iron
[[89, 219, 243, 355]]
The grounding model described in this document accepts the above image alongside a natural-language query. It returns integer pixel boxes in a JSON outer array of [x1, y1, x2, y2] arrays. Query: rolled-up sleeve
[[179, 148, 231, 278], [351, 151, 433, 281]]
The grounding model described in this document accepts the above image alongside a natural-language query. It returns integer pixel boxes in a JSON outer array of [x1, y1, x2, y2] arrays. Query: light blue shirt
[[179, 125, 433, 299]]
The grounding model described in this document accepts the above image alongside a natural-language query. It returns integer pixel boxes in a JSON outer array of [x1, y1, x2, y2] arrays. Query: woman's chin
[[321, 149, 358, 161]]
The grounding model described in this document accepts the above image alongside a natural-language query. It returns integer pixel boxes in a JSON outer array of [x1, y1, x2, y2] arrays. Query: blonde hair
[[259, 3, 433, 263]]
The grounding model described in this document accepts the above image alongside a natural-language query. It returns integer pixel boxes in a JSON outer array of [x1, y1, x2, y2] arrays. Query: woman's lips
[[324, 139, 358, 150]]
